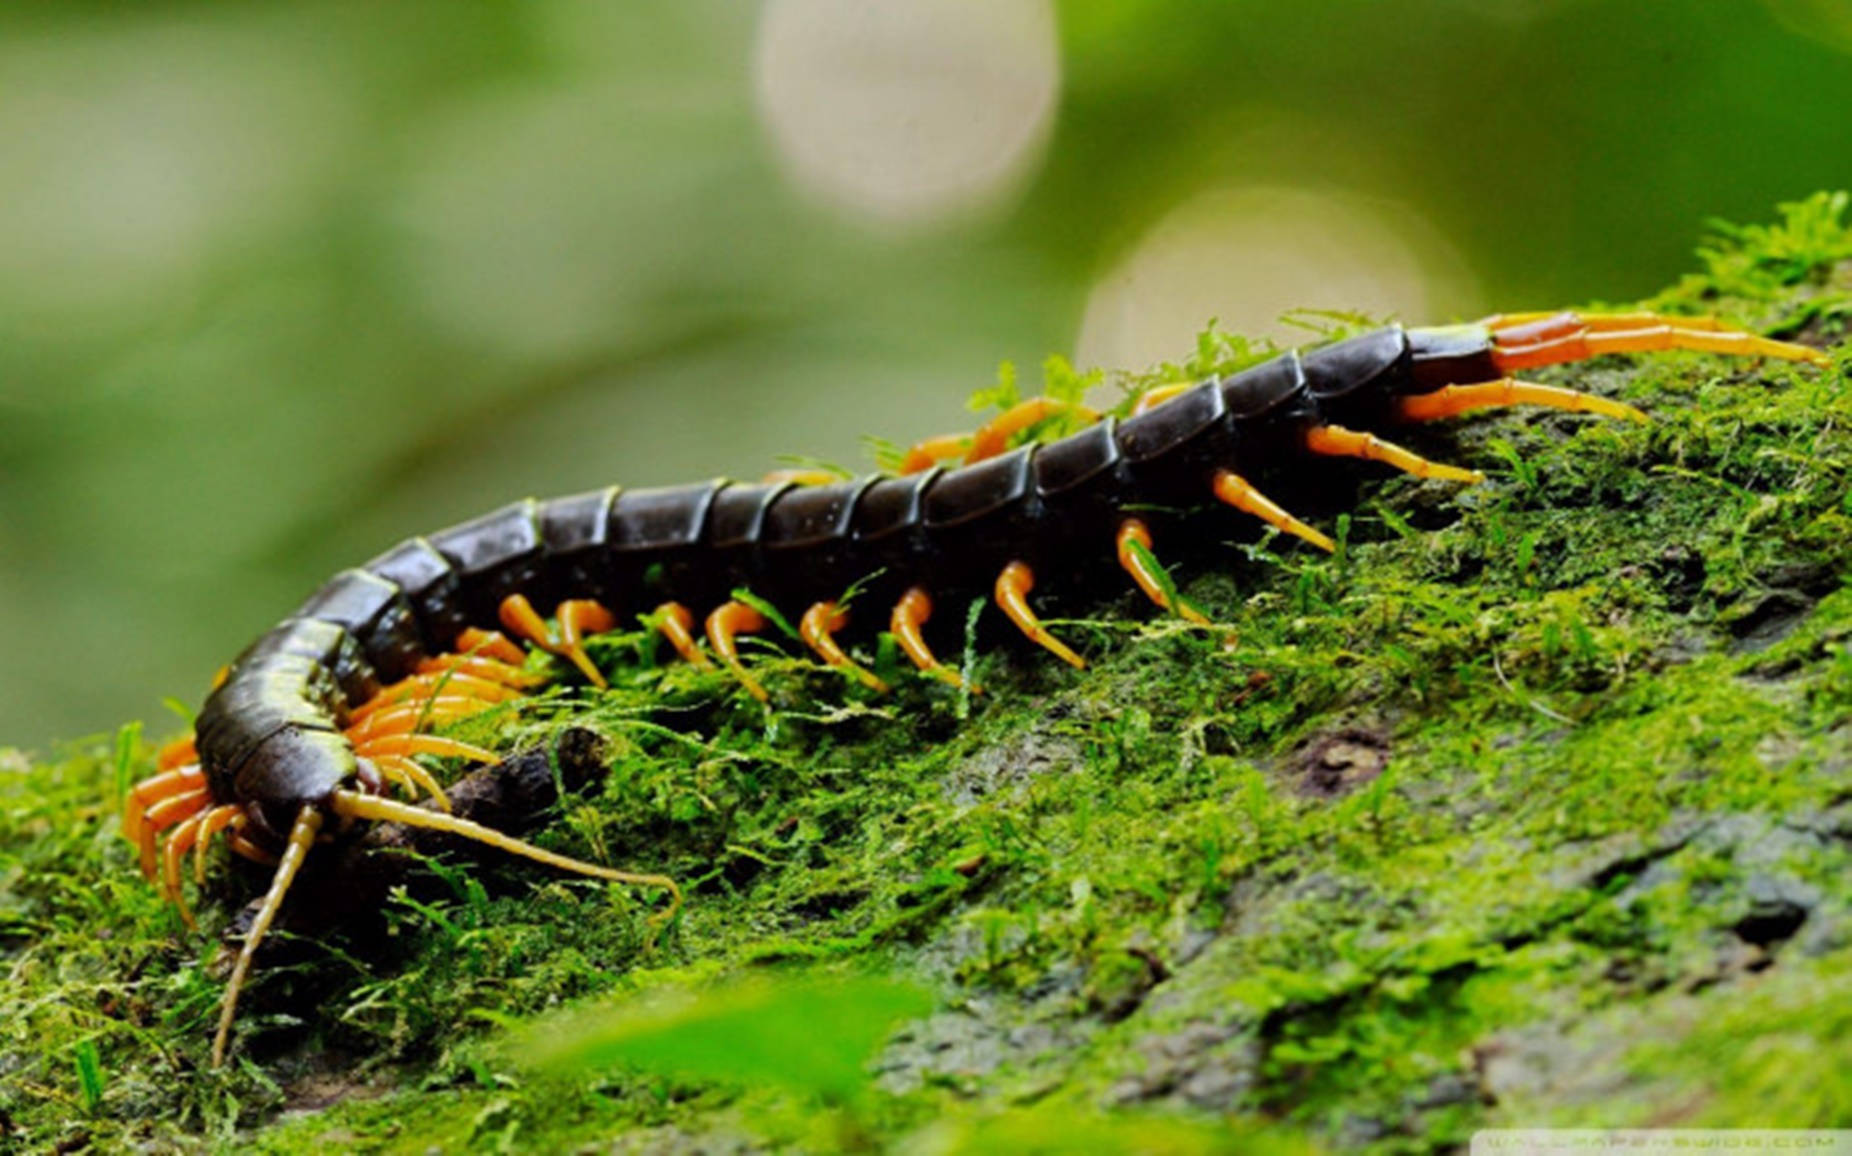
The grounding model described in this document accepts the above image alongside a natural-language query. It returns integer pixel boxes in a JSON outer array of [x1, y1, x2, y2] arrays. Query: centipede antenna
[[1115, 519, 1211, 625], [995, 562, 1087, 669], [213, 803, 323, 1069], [1396, 379, 1648, 424], [1303, 425, 1486, 483], [1210, 470, 1337, 554], [800, 601, 889, 692], [706, 601, 770, 702], [327, 789, 682, 921], [890, 587, 973, 689], [652, 602, 713, 670]]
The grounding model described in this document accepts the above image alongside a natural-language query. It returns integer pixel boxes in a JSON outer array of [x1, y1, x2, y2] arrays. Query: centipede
[[120, 309, 1829, 1067]]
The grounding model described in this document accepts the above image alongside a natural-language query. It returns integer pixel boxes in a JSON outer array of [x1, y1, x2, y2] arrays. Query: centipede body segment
[[122, 310, 1829, 1066]]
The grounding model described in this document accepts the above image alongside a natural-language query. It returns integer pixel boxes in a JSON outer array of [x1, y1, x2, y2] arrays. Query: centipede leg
[[964, 397, 1101, 465], [706, 601, 770, 702], [1130, 383, 1195, 415], [193, 804, 243, 884], [899, 395, 1103, 474], [227, 820, 279, 868], [800, 601, 889, 692], [1210, 470, 1336, 553], [498, 594, 614, 689], [162, 813, 208, 929], [124, 764, 205, 848], [652, 602, 713, 670], [899, 434, 971, 474], [1303, 425, 1486, 482], [213, 804, 322, 1069], [761, 468, 845, 487], [1395, 379, 1647, 424], [375, 755, 450, 809], [138, 785, 211, 880], [359, 734, 501, 764], [450, 626, 526, 665], [995, 562, 1086, 669], [156, 735, 198, 771], [1486, 310, 1829, 370], [890, 587, 973, 689], [1116, 519, 1210, 625]]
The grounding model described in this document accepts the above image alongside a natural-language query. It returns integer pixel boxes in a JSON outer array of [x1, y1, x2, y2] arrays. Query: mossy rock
[[3, 193, 1851, 1154]]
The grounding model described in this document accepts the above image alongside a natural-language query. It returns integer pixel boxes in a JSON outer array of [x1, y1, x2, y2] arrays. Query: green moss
[[4, 193, 1851, 1152]]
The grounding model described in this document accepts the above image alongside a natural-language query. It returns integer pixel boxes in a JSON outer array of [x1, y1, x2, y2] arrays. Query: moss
[[3, 192, 1851, 1153]]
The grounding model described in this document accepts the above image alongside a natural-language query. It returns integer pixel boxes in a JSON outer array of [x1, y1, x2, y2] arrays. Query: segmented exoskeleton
[[122, 310, 1829, 1066]]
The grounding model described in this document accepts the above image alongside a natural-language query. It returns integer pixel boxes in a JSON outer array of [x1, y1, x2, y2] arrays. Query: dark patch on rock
[[1726, 589, 1817, 654], [1731, 881, 1813, 948], [1648, 544, 1708, 613], [1290, 726, 1390, 798]]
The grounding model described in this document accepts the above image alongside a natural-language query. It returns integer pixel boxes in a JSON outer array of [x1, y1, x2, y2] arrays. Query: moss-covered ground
[[5, 194, 1852, 1154]]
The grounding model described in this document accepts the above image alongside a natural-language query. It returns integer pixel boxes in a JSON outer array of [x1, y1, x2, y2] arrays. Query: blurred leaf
[[520, 975, 931, 1100]]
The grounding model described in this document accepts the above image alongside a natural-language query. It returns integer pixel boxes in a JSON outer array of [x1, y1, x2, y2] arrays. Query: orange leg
[[373, 754, 450, 809], [349, 672, 523, 720], [899, 396, 1102, 474], [1485, 310, 1829, 371], [800, 601, 889, 692], [1396, 378, 1648, 424], [162, 813, 208, 929], [192, 804, 243, 884], [994, 562, 1086, 670], [455, 626, 529, 666], [1210, 470, 1336, 553], [156, 735, 198, 771], [345, 697, 485, 744], [354, 734, 500, 764], [761, 468, 845, 487], [1130, 382, 1195, 416], [1303, 424, 1486, 482], [900, 433, 970, 475], [135, 781, 210, 880], [706, 601, 770, 702], [1115, 519, 1210, 625], [653, 602, 713, 670], [890, 587, 973, 690], [124, 764, 205, 846], [414, 653, 539, 688], [227, 823, 279, 868], [965, 397, 1101, 465], [498, 593, 615, 689]]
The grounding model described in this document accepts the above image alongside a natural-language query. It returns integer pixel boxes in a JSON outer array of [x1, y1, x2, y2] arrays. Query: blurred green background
[[3, 0, 1850, 751]]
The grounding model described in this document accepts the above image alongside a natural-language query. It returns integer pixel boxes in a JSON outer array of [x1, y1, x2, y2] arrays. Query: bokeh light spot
[[753, 0, 1060, 226], [1076, 186, 1479, 371]]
